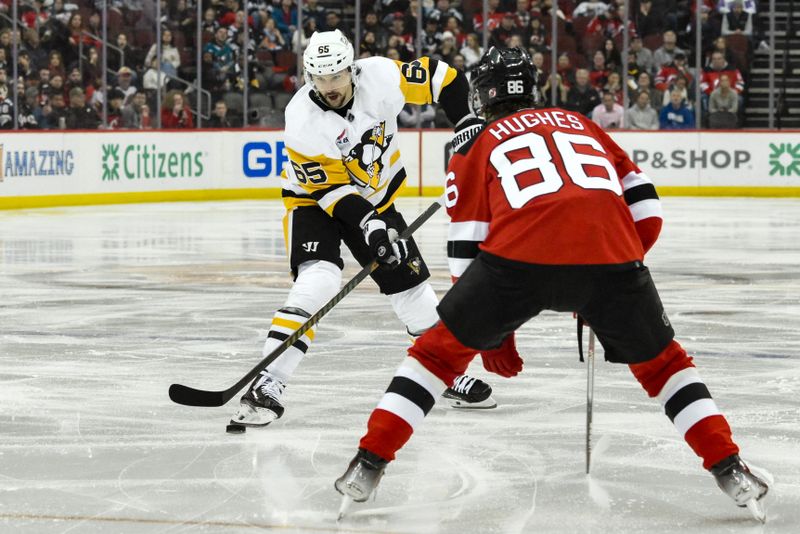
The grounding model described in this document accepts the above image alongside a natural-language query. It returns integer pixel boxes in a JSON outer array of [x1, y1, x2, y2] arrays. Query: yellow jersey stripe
[[432, 62, 457, 102], [396, 57, 434, 105], [377, 181, 405, 213], [282, 196, 317, 210], [272, 317, 315, 341], [286, 147, 350, 194], [282, 209, 292, 257], [375, 168, 407, 213]]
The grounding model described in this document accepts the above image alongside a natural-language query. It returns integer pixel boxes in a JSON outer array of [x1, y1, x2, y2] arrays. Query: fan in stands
[[0, 0, 768, 130]]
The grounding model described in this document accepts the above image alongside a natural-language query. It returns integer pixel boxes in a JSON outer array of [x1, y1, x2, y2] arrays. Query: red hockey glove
[[480, 333, 523, 378]]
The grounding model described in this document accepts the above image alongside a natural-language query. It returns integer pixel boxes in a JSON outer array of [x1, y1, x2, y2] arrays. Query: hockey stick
[[168, 198, 444, 408], [585, 328, 596, 474]]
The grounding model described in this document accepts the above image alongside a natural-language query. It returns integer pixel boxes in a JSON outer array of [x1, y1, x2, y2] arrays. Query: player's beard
[[322, 84, 353, 109]]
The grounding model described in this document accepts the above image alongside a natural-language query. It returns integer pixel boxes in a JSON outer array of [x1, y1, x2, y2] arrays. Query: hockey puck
[[226, 423, 246, 434]]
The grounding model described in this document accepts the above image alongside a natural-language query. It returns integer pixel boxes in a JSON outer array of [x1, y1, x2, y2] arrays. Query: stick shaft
[[169, 198, 444, 407], [585, 328, 595, 474]]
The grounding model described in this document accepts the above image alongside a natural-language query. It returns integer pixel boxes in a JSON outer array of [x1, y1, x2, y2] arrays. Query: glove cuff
[[359, 210, 379, 230]]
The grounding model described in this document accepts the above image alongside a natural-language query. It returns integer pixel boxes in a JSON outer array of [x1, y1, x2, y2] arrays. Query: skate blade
[[746, 498, 766, 523], [336, 494, 352, 521], [445, 395, 498, 409], [231, 404, 279, 427]]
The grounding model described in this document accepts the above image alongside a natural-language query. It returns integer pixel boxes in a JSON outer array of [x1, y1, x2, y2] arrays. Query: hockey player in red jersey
[[335, 47, 769, 521]]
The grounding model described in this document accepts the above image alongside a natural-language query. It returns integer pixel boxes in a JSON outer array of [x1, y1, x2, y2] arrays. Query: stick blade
[[169, 383, 227, 407]]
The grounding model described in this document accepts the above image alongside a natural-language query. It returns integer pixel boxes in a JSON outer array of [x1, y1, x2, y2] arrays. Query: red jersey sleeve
[[445, 142, 491, 279], [585, 121, 663, 254]]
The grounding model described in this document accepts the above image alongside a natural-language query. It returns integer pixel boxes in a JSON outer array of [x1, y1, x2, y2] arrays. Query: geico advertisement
[[610, 132, 800, 186], [241, 131, 287, 187]]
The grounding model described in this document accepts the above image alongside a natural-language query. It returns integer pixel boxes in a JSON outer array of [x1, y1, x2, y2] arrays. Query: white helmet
[[303, 30, 354, 87]]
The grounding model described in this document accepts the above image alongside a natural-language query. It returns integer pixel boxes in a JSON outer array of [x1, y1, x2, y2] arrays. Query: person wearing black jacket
[[208, 100, 240, 127], [635, 0, 663, 38], [108, 33, 138, 72], [65, 87, 100, 130], [564, 68, 601, 118], [0, 85, 13, 129], [18, 86, 40, 129], [41, 89, 68, 129]]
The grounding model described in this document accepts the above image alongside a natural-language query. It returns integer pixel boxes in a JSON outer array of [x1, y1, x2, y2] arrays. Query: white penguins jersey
[[281, 56, 460, 215]]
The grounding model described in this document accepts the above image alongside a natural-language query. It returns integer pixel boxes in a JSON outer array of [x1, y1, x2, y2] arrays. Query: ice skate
[[711, 454, 769, 522], [334, 448, 388, 518], [442, 375, 497, 409], [230, 371, 286, 427]]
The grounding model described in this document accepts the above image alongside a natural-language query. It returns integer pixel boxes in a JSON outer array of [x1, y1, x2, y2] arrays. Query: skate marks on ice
[[0, 198, 799, 532], [586, 434, 612, 509], [0, 423, 419, 534], [332, 437, 540, 534]]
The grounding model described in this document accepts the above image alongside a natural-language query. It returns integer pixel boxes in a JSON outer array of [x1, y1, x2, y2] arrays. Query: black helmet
[[469, 46, 540, 117]]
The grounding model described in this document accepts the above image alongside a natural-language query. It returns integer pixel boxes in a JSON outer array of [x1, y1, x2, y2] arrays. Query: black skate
[[230, 371, 286, 427], [335, 448, 388, 519], [442, 375, 497, 409], [711, 454, 769, 522]]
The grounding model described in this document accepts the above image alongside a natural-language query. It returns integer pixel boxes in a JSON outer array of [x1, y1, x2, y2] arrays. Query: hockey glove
[[451, 114, 485, 152], [362, 213, 409, 269], [480, 333, 523, 378]]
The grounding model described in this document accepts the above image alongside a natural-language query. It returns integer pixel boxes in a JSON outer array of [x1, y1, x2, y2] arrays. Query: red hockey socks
[[629, 340, 739, 469], [358, 322, 478, 462], [358, 355, 449, 461]]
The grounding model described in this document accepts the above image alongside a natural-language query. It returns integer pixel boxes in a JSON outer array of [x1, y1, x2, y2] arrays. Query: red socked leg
[[359, 322, 478, 461], [629, 340, 739, 469]]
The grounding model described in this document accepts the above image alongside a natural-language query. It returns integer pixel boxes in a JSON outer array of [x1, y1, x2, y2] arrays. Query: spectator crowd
[[0, 0, 762, 130]]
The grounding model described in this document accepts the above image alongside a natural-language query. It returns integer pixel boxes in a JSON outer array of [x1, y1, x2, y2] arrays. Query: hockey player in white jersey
[[231, 30, 511, 427]]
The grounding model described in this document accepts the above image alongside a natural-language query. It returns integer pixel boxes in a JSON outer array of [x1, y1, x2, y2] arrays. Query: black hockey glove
[[361, 213, 409, 269], [451, 114, 485, 152]]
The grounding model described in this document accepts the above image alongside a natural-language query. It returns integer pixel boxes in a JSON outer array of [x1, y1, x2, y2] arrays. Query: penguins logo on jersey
[[407, 257, 422, 275], [345, 121, 393, 189]]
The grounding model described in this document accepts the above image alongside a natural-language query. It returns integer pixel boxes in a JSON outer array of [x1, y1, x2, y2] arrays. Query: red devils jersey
[[446, 107, 663, 276]]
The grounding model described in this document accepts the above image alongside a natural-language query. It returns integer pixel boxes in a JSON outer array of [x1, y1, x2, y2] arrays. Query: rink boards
[[0, 128, 799, 209]]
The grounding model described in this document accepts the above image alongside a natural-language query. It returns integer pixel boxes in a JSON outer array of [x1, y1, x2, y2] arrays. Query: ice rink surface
[[0, 197, 798, 534]]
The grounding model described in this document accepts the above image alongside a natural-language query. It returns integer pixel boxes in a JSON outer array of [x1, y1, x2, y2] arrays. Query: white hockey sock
[[389, 281, 439, 335], [263, 260, 342, 383], [264, 308, 315, 383]]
